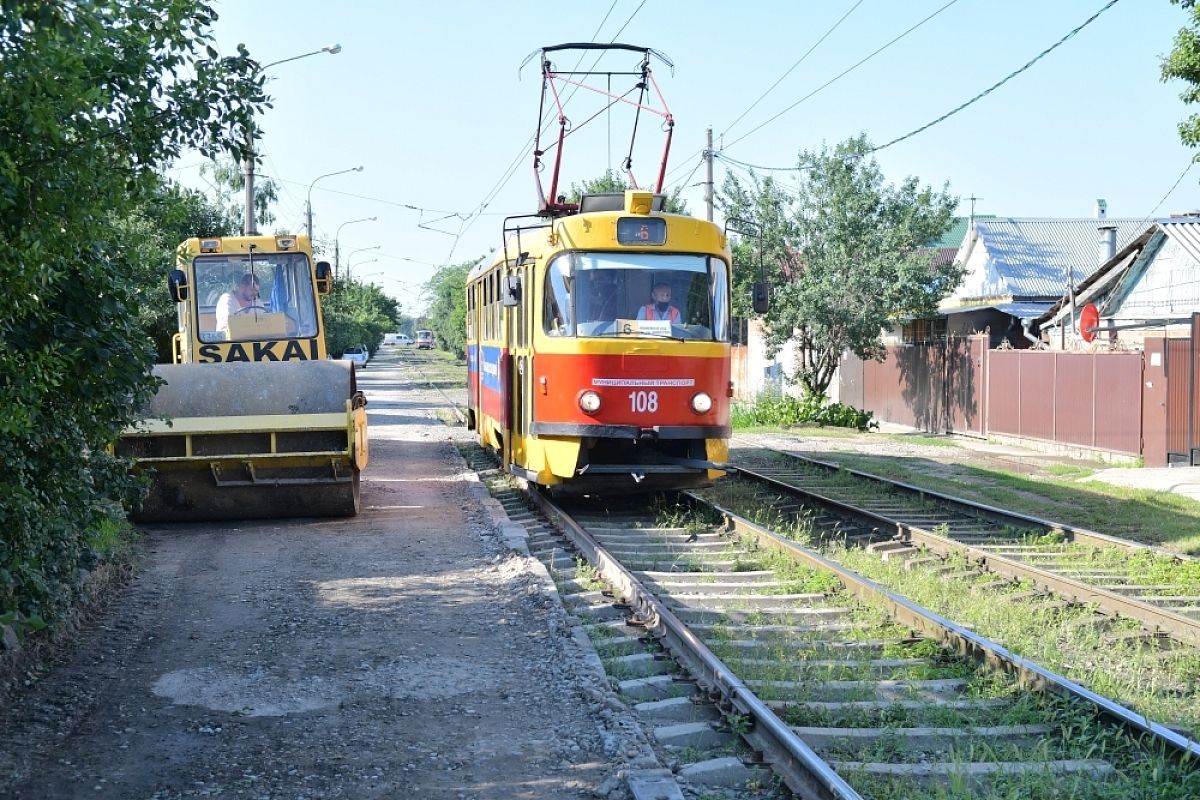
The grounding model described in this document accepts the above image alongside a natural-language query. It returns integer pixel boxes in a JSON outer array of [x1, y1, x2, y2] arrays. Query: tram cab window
[[543, 251, 730, 341], [543, 257, 574, 336]]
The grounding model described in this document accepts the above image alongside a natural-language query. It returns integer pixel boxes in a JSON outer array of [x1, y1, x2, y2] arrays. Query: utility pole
[[243, 131, 256, 235], [240, 44, 343, 237], [704, 127, 714, 222]]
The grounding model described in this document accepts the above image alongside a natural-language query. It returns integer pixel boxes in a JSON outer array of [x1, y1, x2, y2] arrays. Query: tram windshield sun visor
[[543, 252, 730, 341]]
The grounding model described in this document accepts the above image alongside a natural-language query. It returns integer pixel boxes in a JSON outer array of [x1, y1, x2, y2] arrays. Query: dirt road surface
[[0, 350, 652, 799]]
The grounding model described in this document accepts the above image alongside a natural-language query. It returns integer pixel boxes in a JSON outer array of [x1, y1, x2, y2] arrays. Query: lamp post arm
[[243, 44, 342, 235], [306, 166, 364, 238]]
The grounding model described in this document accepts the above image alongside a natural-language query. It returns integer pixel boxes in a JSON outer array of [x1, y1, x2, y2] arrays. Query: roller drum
[[125, 360, 364, 522]]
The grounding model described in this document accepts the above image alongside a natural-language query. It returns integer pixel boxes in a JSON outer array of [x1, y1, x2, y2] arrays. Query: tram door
[[468, 282, 481, 431], [508, 263, 532, 468]]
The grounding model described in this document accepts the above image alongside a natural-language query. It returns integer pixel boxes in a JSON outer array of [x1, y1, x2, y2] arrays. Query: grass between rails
[[653, 500, 1200, 796], [705, 477, 1200, 736], [734, 442, 1200, 554]]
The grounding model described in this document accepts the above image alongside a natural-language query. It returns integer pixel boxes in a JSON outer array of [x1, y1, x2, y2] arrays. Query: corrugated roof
[[928, 215, 995, 249], [1161, 216, 1200, 265], [973, 217, 1145, 297], [1036, 218, 1200, 325], [942, 301, 1051, 319]]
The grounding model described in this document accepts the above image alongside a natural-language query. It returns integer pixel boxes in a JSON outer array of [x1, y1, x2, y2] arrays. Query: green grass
[[740, 446, 1200, 554], [1043, 463, 1097, 479], [829, 544, 1200, 737], [885, 434, 959, 447]]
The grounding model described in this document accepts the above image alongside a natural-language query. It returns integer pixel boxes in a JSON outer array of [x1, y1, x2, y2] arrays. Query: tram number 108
[[629, 390, 659, 413]]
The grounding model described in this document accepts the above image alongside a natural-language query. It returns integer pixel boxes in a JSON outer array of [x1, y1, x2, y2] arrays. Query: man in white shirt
[[214, 273, 262, 337]]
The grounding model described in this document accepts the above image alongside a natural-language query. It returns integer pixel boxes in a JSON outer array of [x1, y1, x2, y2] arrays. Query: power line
[[448, 1, 647, 264], [715, 152, 809, 173], [872, 0, 1123, 153], [664, 154, 704, 196], [1135, 160, 1196, 229], [723, 0, 962, 152], [269, 175, 511, 218], [719, 0, 864, 142]]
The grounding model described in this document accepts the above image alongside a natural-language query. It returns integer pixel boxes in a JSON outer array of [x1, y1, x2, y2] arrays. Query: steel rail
[[399, 348, 467, 425], [732, 465, 1200, 647], [696, 493, 1200, 762], [525, 486, 864, 800], [741, 446, 1196, 561]]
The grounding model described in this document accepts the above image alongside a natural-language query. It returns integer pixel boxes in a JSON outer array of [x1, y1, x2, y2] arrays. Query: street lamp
[[306, 166, 364, 240], [243, 44, 343, 235], [346, 245, 381, 282], [334, 217, 377, 279], [348, 258, 378, 282], [261, 43, 342, 71]]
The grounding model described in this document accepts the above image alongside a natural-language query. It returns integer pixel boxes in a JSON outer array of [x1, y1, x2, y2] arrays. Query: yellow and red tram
[[466, 190, 733, 494]]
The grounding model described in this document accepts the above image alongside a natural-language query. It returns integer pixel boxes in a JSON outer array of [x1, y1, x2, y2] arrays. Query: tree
[[323, 278, 400, 358], [568, 170, 690, 214], [719, 135, 961, 397], [1163, 1, 1200, 150], [0, 1, 268, 623], [119, 180, 241, 362], [200, 156, 281, 233], [423, 261, 474, 359]]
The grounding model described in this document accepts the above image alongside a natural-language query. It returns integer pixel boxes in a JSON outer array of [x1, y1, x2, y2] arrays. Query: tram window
[[710, 256, 730, 342], [543, 256, 574, 336]]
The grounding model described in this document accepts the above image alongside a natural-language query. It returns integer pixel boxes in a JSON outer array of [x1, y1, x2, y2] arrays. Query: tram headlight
[[579, 390, 602, 415], [690, 392, 713, 414]]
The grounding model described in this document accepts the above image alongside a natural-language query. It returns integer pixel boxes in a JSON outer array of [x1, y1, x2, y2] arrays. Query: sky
[[171, 0, 1200, 316]]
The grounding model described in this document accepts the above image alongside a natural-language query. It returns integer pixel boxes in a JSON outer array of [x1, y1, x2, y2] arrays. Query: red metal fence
[[840, 336, 985, 436], [986, 350, 1142, 455], [842, 342, 1142, 455]]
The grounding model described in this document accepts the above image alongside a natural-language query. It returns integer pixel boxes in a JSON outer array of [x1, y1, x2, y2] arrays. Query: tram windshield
[[543, 252, 729, 341]]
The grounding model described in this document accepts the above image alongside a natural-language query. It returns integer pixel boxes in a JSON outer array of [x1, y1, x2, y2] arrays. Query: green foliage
[[719, 135, 962, 397], [200, 156, 280, 232], [1163, 1, 1200, 150], [120, 180, 240, 361], [0, 0, 268, 623], [731, 391, 878, 431], [323, 278, 401, 358], [567, 170, 690, 214], [423, 260, 474, 359]]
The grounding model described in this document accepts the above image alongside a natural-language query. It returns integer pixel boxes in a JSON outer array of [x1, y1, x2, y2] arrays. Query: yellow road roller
[[118, 234, 368, 522]]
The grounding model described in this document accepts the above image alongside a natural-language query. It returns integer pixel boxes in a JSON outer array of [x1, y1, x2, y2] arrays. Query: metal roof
[[1161, 216, 1200, 265], [942, 300, 1052, 320], [973, 217, 1145, 297], [928, 215, 995, 249], [1036, 219, 1200, 326]]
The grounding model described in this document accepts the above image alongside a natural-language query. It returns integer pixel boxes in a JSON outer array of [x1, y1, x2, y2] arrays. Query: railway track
[[390, 345, 467, 424], [459, 442, 1200, 800], [717, 448, 1200, 648]]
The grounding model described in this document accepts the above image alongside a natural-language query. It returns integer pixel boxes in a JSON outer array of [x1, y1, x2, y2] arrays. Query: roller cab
[[119, 234, 368, 522]]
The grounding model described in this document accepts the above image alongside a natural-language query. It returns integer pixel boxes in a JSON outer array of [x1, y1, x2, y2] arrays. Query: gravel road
[[0, 350, 653, 800]]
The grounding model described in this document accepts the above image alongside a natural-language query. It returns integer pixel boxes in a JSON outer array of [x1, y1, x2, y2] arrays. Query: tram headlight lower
[[690, 392, 713, 414], [579, 390, 602, 415]]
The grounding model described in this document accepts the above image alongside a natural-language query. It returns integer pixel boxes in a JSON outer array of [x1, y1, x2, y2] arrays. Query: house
[[1037, 217, 1200, 347], [934, 209, 1145, 347]]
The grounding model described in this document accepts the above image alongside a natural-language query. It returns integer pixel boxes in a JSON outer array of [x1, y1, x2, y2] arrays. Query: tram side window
[[543, 256, 574, 336], [486, 272, 494, 340], [491, 271, 500, 341], [466, 284, 474, 339]]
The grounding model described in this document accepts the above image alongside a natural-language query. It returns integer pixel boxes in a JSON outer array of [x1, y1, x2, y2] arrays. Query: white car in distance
[[341, 346, 368, 367]]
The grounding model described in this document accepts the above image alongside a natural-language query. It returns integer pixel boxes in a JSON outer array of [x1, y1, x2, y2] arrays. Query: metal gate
[[1165, 313, 1200, 465]]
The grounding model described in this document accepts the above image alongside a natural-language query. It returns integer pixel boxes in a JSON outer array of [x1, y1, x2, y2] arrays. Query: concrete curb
[[448, 441, 679, 797]]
